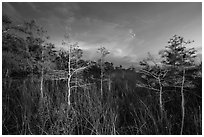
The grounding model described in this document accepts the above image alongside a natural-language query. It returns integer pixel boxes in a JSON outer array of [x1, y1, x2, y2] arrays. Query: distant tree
[[104, 61, 114, 92], [127, 65, 135, 71], [115, 65, 123, 70], [2, 15, 29, 77], [20, 20, 56, 99], [2, 15, 57, 99], [83, 61, 101, 83], [97, 46, 110, 97], [159, 35, 197, 135], [2, 14, 12, 33]]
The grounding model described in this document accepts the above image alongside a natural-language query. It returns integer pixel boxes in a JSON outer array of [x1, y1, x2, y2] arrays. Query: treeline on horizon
[[2, 15, 202, 135]]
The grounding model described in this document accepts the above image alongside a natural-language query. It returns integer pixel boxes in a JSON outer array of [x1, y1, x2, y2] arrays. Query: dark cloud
[[3, 3, 23, 22], [2, 2, 202, 67]]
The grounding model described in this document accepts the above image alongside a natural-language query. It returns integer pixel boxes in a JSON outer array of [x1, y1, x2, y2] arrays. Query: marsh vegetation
[[2, 15, 202, 135]]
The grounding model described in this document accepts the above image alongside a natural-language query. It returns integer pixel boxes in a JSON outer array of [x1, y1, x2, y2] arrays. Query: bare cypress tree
[[36, 27, 50, 100], [138, 53, 168, 121], [40, 48, 44, 98], [97, 46, 110, 97], [61, 32, 89, 106]]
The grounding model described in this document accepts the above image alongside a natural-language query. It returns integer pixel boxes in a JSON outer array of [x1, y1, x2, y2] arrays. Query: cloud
[[26, 3, 39, 12], [195, 46, 202, 54], [63, 16, 147, 67], [24, 3, 79, 18], [72, 17, 120, 43], [3, 2, 201, 68], [2, 3, 149, 68], [71, 17, 144, 46], [2, 3, 23, 22], [76, 38, 144, 68], [54, 3, 79, 16], [81, 45, 139, 68]]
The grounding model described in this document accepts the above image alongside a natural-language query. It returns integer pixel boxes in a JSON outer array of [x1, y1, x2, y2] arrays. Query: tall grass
[[2, 75, 202, 135]]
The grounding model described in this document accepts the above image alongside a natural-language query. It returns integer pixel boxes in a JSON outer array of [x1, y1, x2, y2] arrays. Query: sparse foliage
[[2, 16, 201, 135], [139, 53, 168, 121], [97, 46, 110, 97], [159, 35, 198, 135]]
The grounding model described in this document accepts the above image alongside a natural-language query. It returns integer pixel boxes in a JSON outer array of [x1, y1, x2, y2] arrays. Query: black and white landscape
[[2, 2, 202, 135]]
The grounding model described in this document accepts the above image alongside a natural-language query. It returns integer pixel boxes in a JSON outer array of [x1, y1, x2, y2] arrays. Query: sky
[[2, 2, 202, 68]]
